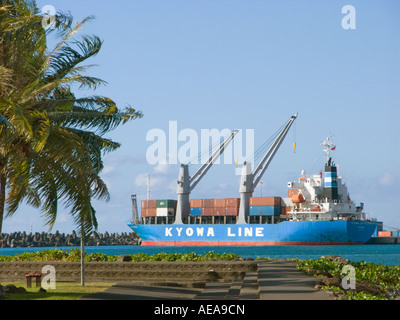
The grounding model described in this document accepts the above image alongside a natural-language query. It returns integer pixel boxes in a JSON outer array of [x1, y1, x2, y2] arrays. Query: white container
[[156, 208, 168, 217], [156, 208, 175, 217]]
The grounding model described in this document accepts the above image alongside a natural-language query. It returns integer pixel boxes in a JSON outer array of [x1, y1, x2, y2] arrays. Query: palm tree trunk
[[0, 171, 6, 236]]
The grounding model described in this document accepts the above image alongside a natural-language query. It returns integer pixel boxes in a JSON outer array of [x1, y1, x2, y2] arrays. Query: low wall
[[0, 231, 140, 248], [0, 261, 257, 283]]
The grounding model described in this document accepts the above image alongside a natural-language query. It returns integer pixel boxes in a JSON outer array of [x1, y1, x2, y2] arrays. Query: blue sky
[[3, 0, 400, 234]]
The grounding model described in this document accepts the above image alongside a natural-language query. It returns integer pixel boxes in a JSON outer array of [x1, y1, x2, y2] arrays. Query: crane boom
[[189, 129, 239, 192], [174, 129, 239, 224], [237, 113, 298, 224], [251, 113, 297, 192]]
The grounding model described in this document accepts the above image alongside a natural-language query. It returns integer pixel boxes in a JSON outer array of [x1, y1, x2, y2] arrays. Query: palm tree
[[1, 1, 143, 285], [0, 1, 142, 250]]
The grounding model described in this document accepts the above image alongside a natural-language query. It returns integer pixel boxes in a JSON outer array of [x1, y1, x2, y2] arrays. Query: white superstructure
[[283, 136, 366, 222]]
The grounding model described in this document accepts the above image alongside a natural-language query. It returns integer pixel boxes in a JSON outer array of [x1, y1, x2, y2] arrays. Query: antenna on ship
[[146, 174, 151, 201], [321, 135, 336, 165]]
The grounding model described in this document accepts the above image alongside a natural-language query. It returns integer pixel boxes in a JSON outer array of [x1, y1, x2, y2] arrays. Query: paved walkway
[[80, 261, 335, 300]]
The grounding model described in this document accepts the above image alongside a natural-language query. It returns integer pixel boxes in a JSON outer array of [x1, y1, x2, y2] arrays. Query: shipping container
[[226, 207, 239, 216], [190, 199, 203, 208], [141, 208, 157, 217], [141, 200, 157, 209], [250, 197, 281, 206], [190, 207, 202, 216], [214, 198, 226, 208], [203, 199, 214, 208], [281, 206, 292, 215], [392, 231, 400, 237], [249, 205, 281, 216], [214, 207, 226, 216], [225, 198, 240, 207], [202, 207, 216, 216], [378, 231, 392, 237], [288, 189, 299, 197], [156, 207, 175, 217], [157, 200, 175, 208]]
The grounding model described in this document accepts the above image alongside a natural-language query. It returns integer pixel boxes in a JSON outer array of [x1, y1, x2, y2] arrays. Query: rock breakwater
[[0, 231, 140, 248]]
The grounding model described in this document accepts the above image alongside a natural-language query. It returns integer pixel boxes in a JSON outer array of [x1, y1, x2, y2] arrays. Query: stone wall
[[0, 261, 257, 283], [0, 231, 141, 248]]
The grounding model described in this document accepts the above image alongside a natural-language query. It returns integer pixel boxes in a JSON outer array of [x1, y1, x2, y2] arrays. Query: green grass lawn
[[1, 282, 115, 300]]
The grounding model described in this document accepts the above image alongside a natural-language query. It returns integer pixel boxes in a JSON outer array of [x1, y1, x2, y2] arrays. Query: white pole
[[147, 175, 150, 201], [80, 227, 85, 287]]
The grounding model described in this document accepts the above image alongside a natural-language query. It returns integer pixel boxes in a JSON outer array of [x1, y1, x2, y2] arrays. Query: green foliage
[[256, 256, 278, 261], [0, 249, 241, 262], [322, 286, 389, 300], [295, 258, 400, 300], [130, 251, 241, 262], [296, 258, 400, 289]]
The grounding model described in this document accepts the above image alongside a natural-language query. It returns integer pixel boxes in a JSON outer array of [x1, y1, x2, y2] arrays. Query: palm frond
[[45, 34, 102, 83], [48, 104, 142, 135]]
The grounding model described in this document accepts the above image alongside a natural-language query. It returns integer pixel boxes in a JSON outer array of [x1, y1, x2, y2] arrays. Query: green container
[[156, 200, 176, 208]]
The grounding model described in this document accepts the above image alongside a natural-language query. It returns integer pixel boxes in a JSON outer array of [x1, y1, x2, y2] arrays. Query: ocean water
[[1, 244, 399, 266]]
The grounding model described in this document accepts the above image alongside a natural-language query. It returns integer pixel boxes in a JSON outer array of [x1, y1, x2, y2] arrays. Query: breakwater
[[0, 231, 140, 248]]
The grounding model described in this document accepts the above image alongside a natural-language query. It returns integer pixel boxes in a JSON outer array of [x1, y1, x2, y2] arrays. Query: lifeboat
[[291, 193, 305, 203]]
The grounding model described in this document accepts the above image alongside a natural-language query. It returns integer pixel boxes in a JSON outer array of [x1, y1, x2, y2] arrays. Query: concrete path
[[257, 261, 333, 300], [80, 260, 335, 300]]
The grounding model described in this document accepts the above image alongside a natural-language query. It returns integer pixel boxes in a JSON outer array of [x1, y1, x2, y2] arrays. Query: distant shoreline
[[0, 231, 140, 248]]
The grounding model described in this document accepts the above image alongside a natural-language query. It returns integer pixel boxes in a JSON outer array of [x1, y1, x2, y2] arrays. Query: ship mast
[[321, 135, 335, 165], [321, 135, 339, 201]]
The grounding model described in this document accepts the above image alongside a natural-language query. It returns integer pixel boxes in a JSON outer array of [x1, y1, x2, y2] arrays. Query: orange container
[[288, 189, 299, 197], [141, 200, 157, 208], [250, 197, 281, 206], [190, 199, 203, 208], [225, 198, 240, 207], [214, 207, 226, 216], [214, 198, 226, 208], [141, 208, 157, 217], [378, 231, 392, 237], [226, 207, 239, 216], [202, 207, 216, 216], [203, 199, 215, 208]]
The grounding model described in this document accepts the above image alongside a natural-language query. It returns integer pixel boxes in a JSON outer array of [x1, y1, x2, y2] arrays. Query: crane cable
[[293, 119, 297, 153], [185, 131, 234, 167]]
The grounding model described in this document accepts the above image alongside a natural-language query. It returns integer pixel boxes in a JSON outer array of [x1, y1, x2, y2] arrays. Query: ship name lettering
[[176, 227, 183, 236], [227, 227, 264, 237], [165, 228, 172, 237], [196, 227, 204, 236], [165, 227, 215, 237], [207, 228, 215, 237]]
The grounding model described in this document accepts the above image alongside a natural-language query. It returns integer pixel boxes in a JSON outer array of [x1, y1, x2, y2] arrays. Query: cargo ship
[[127, 114, 382, 246]]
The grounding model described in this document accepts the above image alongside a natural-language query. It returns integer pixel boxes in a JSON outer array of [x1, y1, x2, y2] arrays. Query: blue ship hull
[[127, 220, 378, 246]]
